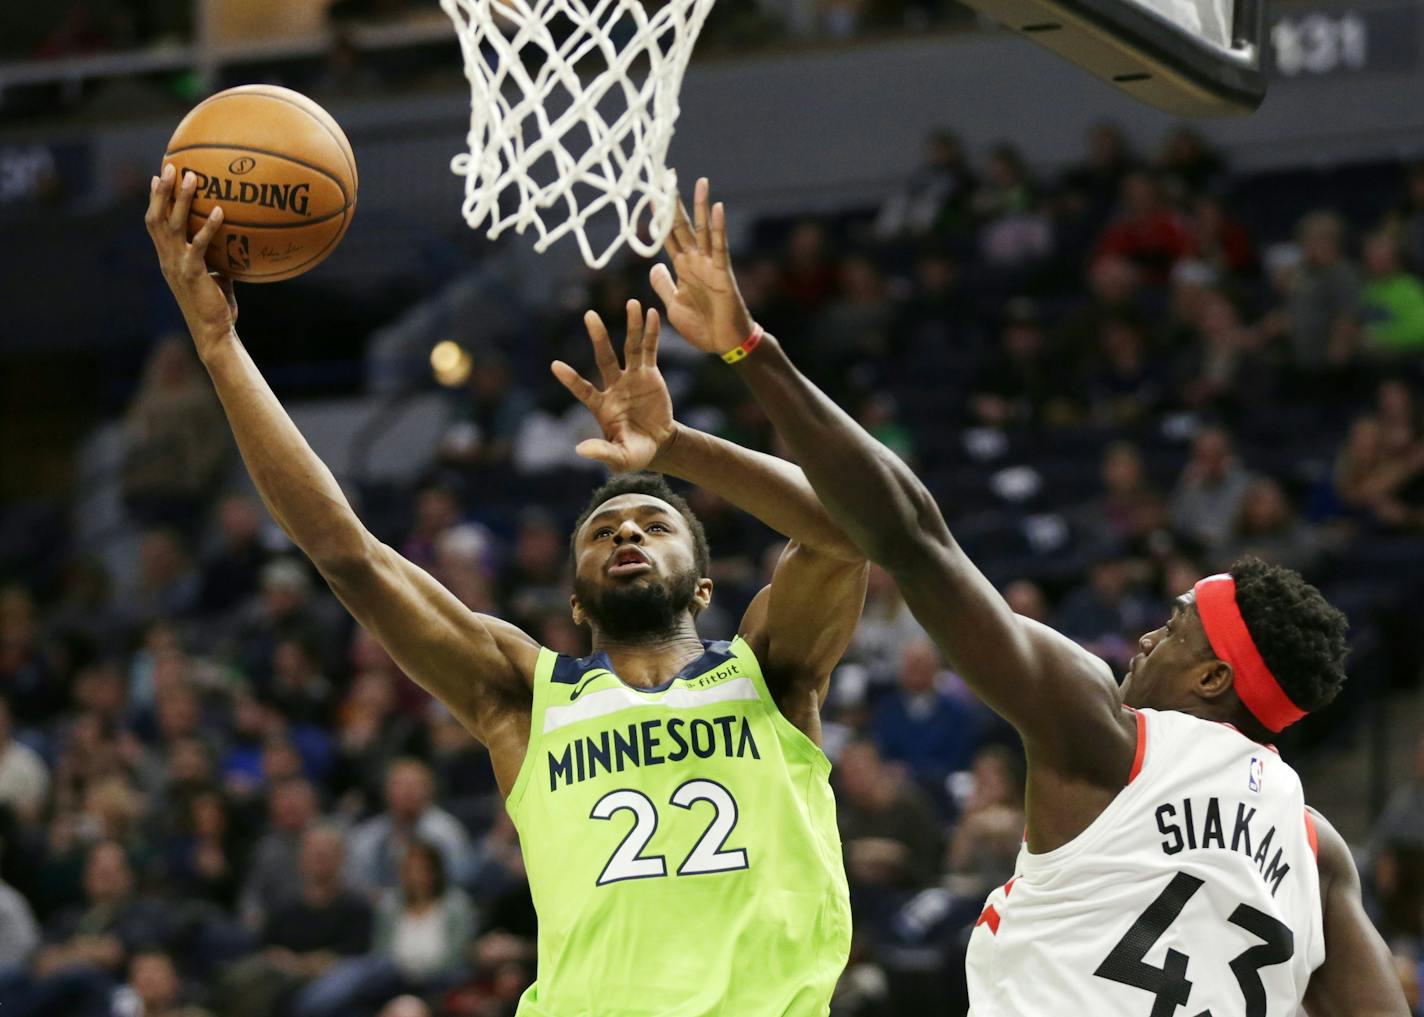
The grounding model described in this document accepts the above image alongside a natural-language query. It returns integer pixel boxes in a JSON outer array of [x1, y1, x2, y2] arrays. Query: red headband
[[1194, 574, 1305, 733]]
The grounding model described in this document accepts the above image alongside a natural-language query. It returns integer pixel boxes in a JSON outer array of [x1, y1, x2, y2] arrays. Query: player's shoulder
[[1304, 806, 1355, 890]]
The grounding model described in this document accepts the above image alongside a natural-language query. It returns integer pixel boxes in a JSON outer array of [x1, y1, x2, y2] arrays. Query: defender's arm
[[651, 179, 1132, 788], [1303, 809, 1411, 1017]]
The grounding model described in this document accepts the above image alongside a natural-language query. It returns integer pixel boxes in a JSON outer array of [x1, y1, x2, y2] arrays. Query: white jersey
[[967, 708, 1325, 1017]]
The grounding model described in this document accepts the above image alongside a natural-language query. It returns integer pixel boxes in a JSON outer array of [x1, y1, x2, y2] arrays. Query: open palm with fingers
[[649, 177, 755, 357], [551, 300, 677, 473]]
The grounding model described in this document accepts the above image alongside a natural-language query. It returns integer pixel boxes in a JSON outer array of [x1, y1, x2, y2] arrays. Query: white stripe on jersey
[[542, 675, 760, 733], [967, 708, 1324, 1017]]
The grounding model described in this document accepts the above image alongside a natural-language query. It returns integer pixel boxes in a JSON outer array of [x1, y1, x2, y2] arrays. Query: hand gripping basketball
[[146, 163, 239, 356]]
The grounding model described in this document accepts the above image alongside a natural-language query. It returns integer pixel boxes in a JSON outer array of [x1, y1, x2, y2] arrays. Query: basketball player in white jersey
[[648, 178, 1410, 1017]]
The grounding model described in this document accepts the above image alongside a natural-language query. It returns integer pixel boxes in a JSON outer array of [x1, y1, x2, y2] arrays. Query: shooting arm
[[199, 339, 536, 745]]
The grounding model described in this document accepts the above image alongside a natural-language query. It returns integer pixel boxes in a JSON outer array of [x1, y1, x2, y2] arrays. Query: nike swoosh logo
[[567, 672, 603, 701]]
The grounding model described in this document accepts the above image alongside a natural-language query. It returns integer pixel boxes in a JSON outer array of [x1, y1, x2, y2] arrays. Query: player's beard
[[575, 564, 700, 642]]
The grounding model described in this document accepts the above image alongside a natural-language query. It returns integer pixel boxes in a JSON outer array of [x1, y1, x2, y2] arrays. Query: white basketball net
[[440, 0, 714, 269]]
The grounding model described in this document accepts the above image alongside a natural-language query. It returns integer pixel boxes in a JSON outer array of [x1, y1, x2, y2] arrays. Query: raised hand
[[551, 300, 677, 473], [649, 177, 755, 357], [145, 163, 238, 358]]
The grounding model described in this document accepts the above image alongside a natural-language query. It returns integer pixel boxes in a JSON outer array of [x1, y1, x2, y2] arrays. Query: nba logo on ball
[[1248, 756, 1264, 793], [226, 233, 250, 271]]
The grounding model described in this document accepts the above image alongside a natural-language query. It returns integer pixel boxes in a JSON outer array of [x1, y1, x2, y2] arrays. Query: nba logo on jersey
[[1249, 755, 1264, 792]]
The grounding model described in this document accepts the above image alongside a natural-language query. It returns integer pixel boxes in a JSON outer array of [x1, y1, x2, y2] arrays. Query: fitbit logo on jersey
[[179, 168, 312, 215]]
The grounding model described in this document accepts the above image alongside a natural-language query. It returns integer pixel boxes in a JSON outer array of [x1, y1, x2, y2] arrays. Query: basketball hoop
[[440, 0, 714, 269]]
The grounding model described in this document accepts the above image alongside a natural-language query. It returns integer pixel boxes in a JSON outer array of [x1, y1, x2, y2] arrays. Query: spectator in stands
[[1156, 127, 1225, 200], [498, 510, 567, 631], [1083, 315, 1166, 424], [972, 144, 1052, 272], [947, 745, 1026, 889], [816, 255, 895, 375], [1, 585, 65, 726], [432, 524, 498, 614], [217, 824, 372, 1017], [1173, 288, 1270, 416], [1094, 171, 1193, 284], [1333, 381, 1424, 529], [348, 758, 474, 895], [971, 298, 1075, 427], [1266, 210, 1362, 375], [1076, 441, 1166, 551], [871, 638, 980, 797], [400, 483, 464, 573], [1001, 580, 1047, 623], [1051, 555, 1153, 669], [333, 671, 419, 807], [1062, 121, 1138, 224], [1376, 733, 1424, 851], [1361, 228, 1424, 360], [293, 838, 476, 1017], [266, 635, 334, 726], [239, 777, 320, 930], [164, 788, 246, 910], [1212, 479, 1323, 577], [200, 495, 271, 615], [112, 949, 214, 1017], [0, 695, 49, 823], [1393, 161, 1424, 272], [232, 558, 345, 683], [1057, 254, 1146, 354], [849, 565, 926, 690], [1185, 193, 1255, 279], [1168, 426, 1254, 550], [121, 335, 229, 533], [836, 740, 945, 892], [437, 355, 534, 475], [778, 220, 839, 313], [0, 873, 40, 971], [872, 129, 976, 244], [25, 841, 173, 1016]]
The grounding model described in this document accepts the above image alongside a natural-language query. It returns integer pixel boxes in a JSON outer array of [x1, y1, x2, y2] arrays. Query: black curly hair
[[1228, 556, 1349, 715], [570, 472, 711, 578]]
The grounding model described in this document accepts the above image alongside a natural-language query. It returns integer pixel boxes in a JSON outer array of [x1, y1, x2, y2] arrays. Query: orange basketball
[[163, 85, 358, 283]]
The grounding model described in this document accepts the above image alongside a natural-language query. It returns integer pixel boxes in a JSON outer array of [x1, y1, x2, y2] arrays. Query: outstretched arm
[[1304, 809, 1411, 1017], [552, 303, 867, 740], [146, 166, 538, 785], [650, 179, 1134, 792]]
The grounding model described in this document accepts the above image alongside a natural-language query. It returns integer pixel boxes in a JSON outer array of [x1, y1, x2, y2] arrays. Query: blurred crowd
[[3, 124, 1424, 1016]]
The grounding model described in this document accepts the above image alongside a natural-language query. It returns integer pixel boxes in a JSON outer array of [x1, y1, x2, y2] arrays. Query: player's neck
[[592, 620, 705, 689]]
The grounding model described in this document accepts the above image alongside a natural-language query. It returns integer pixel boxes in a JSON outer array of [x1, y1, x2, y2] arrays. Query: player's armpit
[[739, 542, 868, 743], [1303, 808, 1412, 1017], [319, 536, 540, 751]]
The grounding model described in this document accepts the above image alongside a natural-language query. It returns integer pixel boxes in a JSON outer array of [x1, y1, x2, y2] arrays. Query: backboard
[[958, 0, 1266, 116]]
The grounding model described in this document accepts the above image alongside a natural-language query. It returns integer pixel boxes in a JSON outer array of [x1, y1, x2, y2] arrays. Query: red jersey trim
[[1304, 809, 1319, 861], [1128, 708, 1148, 784]]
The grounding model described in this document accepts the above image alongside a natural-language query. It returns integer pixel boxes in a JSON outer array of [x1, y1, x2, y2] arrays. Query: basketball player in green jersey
[[146, 164, 866, 1015]]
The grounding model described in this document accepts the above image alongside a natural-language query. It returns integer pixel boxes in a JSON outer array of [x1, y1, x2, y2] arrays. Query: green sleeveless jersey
[[505, 636, 851, 1016]]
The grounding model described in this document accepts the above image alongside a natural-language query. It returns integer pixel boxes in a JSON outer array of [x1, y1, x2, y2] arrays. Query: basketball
[[162, 85, 357, 283]]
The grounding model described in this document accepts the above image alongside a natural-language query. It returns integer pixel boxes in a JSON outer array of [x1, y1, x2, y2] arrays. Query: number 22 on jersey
[[591, 779, 750, 885]]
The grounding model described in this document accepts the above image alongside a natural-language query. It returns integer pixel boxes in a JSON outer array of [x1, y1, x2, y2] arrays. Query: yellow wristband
[[721, 324, 765, 364]]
